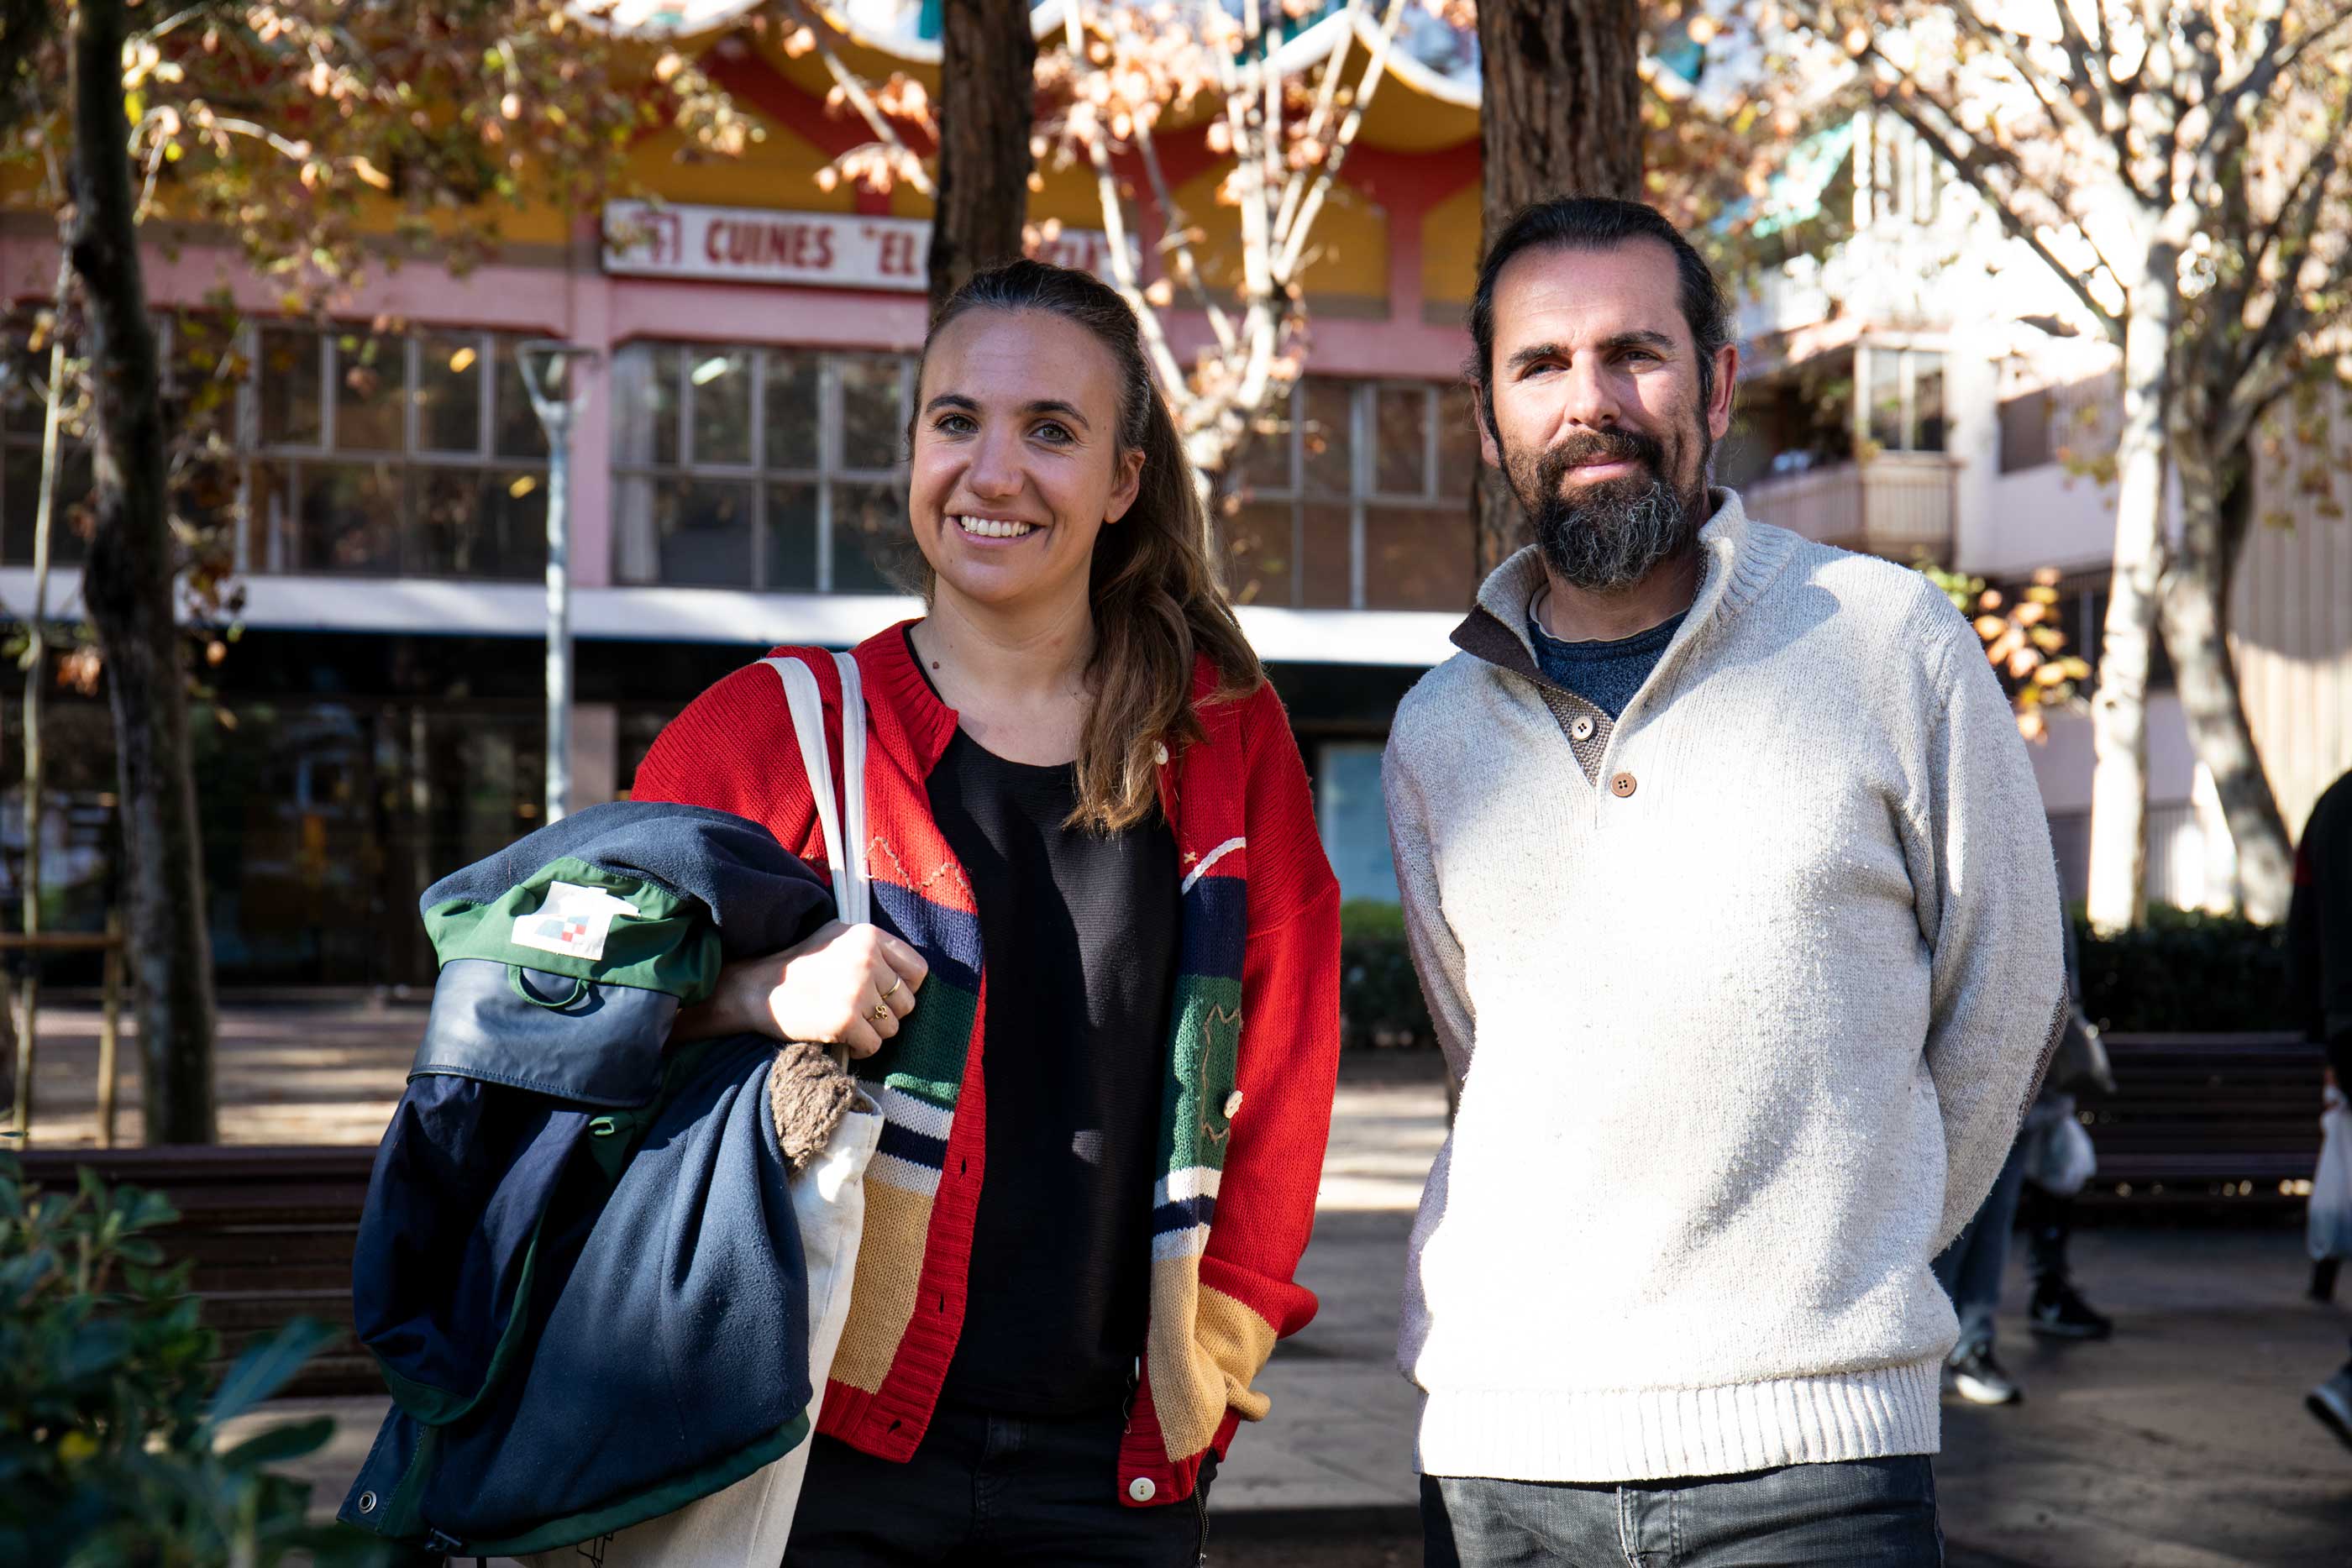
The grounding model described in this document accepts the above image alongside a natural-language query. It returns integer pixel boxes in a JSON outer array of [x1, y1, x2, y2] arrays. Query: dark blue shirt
[[1529, 609, 1688, 720]]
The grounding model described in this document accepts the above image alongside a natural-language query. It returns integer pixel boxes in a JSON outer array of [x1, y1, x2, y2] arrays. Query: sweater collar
[[851, 617, 1210, 831], [1449, 487, 1783, 684], [856, 618, 960, 775]]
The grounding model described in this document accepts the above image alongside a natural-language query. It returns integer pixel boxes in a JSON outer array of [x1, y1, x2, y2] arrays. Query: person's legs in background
[[2020, 1178, 2114, 1340], [1933, 1137, 2030, 1405]]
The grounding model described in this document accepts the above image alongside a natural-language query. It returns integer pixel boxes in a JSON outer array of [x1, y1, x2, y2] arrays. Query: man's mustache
[[1535, 427, 1666, 488]]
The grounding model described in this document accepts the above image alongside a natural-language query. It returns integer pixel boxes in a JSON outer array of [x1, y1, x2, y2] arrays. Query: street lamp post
[[515, 340, 601, 825]]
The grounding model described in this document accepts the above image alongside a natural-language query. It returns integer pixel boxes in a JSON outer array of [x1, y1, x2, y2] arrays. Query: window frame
[[2, 312, 247, 568], [1233, 376, 1478, 611], [609, 341, 914, 594], [1857, 342, 1949, 457], [239, 323, 553, 579]]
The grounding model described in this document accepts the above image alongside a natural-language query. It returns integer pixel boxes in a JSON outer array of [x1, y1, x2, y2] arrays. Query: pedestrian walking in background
[[634, 259, 1343, 1564], [2017, 913, 2116, 1344], [2289, 766, 2352, 1448], [1934, 904, 2115, 1408], [1386, 197, 2067, 1567]]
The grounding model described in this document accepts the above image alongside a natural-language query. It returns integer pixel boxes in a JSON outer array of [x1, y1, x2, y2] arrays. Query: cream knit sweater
[[1386, 491, 2066, 1485]]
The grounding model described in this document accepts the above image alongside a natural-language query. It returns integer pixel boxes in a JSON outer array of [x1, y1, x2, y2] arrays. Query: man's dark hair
[[1467, 197, 1734, 412]]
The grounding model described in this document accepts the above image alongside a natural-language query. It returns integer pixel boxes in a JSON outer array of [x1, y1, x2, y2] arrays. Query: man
[[1386, 197, 2066, 1565], [2291, 766, 2352, 1447]]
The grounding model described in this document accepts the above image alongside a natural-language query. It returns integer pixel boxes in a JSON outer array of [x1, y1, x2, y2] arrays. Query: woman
[[631, 258, 1341, 1565]]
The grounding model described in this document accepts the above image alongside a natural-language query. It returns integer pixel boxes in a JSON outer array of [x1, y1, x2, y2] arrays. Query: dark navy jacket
[[339, 802, 837, 1555]]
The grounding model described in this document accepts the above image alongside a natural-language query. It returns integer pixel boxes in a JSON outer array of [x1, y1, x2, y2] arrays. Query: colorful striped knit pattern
[[629, 623, 1341, 1507]]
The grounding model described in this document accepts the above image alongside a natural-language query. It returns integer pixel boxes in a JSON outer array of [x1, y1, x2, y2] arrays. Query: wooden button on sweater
[[1609, 772, 1638, 798]]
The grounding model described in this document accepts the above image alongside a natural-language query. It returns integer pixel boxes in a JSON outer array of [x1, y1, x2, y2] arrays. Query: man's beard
[[1509, 426, 1709, 592]]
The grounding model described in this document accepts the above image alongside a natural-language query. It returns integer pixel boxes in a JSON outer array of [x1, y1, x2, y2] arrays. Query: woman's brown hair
[[916, 258, 1264, 832]]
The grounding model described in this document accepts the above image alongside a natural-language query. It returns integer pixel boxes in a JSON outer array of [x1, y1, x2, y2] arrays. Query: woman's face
[[909, 307, 1145, 616]]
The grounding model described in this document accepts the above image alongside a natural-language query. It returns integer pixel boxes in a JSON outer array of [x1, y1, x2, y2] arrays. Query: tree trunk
[[2082, 248, 2181, 936], [70, 0, 217, 1144], [2159, 423, 2295, 922], [927, 0, 1036, 317], [1472, 0, 1644, 576]]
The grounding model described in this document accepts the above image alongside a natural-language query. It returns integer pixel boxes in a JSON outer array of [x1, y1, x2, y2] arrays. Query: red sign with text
[[602, 202, 1120, 291]]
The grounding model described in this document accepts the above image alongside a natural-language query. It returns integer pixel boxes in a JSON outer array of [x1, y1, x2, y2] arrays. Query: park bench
[[14, 1144, 381, 1398], [2074, 1031, 2327, 1214]]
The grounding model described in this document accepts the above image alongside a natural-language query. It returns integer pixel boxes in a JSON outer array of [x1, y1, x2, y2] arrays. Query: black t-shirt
[[926, 716, 1181, 1414]]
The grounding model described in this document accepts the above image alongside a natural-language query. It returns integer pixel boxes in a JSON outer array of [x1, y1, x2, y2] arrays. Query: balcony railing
[[1740, 454, 1956, 564]]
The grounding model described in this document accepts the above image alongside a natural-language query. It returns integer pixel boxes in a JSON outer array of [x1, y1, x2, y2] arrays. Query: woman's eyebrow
[[1024, 399, 1090, 431], [919, 394, 1092, 432]]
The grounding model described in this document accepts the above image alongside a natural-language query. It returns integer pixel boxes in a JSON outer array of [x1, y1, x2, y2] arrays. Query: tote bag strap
[[760, 651, 870, 928]]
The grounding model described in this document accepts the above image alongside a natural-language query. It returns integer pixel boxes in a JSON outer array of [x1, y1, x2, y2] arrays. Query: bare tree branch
[[2222, 152, 2349, 443], [2031, 0, 2149, 202], [1868, 76, 2129, 338], [785, 0, 937, 197], [2218, 0, 2352, 123], [1130, 113, 1234, 350], [1271, 7, 1354, 246], [1948, 8, 2081, 144], [1274, 0, 1409, 282], [1078, 124, 1190, 401], [1062, 1, 1190, 412]]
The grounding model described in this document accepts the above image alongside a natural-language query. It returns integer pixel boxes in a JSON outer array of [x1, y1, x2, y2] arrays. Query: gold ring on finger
[[879, 976, 904, 1000], [867, 1001, 891, 1024]]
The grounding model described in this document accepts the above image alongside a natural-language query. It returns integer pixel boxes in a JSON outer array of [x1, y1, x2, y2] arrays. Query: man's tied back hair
[[1467, 197, 1735, 410]]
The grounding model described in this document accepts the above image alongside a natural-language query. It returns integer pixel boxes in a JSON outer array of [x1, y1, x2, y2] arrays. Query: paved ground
[[24, 1004, 2350, 1563], [3, 996, 418, 1148]]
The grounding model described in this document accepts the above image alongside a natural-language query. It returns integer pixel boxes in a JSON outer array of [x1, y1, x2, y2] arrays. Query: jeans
[[1932, 1135, 2029, 1356], [783, 1403, 1214, 1566], [1422, 1455, 1943, 1567]]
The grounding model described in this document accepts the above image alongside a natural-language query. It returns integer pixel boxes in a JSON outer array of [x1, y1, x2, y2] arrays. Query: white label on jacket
[[510, 882, 641, 963]]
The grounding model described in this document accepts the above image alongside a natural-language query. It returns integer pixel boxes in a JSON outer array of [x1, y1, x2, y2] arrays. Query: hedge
[[2071, 906, 2293, 1033], [1336, 900, 2294, 1047]]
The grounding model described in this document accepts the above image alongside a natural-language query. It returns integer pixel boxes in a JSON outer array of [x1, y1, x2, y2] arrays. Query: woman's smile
[[952, 513, 1045, 542]]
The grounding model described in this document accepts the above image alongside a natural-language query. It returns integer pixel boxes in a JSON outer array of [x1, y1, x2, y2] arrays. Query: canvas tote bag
[[521, 651, 882, 1567]]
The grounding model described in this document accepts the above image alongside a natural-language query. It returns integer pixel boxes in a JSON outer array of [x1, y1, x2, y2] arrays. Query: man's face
[[1478, 239, 1739, 591]]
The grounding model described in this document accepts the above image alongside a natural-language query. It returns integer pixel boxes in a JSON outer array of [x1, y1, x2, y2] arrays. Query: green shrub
[[1339, 901, 1431, 1048], [0, 1153, 387, 1568], [2074, 906, 2294, 1033]]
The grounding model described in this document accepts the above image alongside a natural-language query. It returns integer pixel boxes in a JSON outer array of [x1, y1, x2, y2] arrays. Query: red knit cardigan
[[630, 621, 1341, 1508]]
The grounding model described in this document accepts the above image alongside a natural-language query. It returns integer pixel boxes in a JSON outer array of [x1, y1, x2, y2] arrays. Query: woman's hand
[[675, 920, 929, 1057]]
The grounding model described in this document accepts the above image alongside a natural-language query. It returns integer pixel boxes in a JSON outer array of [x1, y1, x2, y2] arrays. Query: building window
[[1865, 346, 1946, 454], [1998, 388, 2055, 473], [244, 326, 551, 578], [611, 343, 914, 593], [1314, 738, 1399, 904], [1719, 348, 1857, 490], [0, 385, 94, 569], [2, 312, 241, 569], [1227, 377, 1480, 611]]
